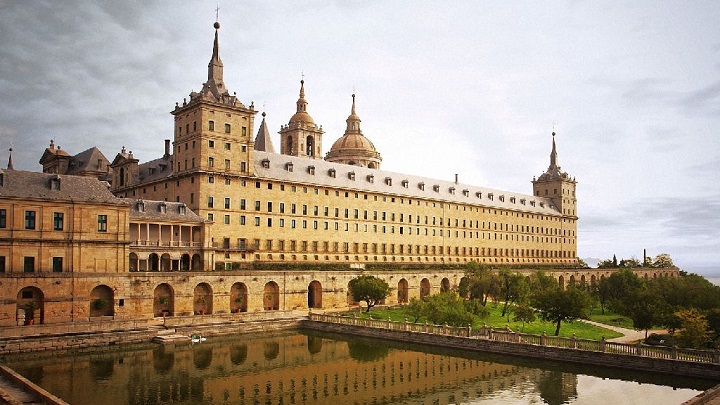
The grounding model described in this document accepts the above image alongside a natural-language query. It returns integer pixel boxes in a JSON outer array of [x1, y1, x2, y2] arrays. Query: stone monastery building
[[105, 21, 578, 270], [0, 21, 597, 327]]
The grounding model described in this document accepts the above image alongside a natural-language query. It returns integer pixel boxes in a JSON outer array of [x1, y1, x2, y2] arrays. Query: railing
[[132, 240, 202, 248], [309, 313, 720, 365]]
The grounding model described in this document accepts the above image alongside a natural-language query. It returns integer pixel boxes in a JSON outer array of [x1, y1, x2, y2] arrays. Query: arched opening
[[590, 274, 597, 285], [368, 162, 377, 169], [580, 275, 586, 286], [397, 279, 409, 303], [263, 281, 279, 311], [17, 287, 44, 325], [306, 136, 314, 157], [154, 283, 174, 317], [119, 167, 125, 186], [420, 278, 431, 299], [194, 283, 213, 315], [149, 253, 159, 272], [440, 278, 450, 292], [558, 275, 565, 290], [160, 253, 171, 272], [230, 282, 248, 313], [89, 285, 114, 317], [180, 254, 190, 271], [348, 161, 357, 166], [191, 253, 202, 271], [129, 253, 138, 272], [569, 275, 576, 286], [286, 136, 293, 154], [308, 280, 322, 309]]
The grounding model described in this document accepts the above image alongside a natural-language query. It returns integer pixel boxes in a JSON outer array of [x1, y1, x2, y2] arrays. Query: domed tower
[[279, 80, 324, 159], [532, 132, 577, 218], [325, 94, 382, 169]]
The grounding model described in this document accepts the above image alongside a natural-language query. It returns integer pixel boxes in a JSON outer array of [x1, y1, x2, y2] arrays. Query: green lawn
[[346, 304, 623, 341], [587, 309, 635, 329]]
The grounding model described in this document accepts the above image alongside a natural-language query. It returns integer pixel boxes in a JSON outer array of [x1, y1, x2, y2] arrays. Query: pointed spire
[[7, 147, 14, 170], [550, 131, 558, 168], [254, 112, 276, 153], [345, 94, 361, 133], [296, 80, 308, 113], [207, 21, 223, 83]]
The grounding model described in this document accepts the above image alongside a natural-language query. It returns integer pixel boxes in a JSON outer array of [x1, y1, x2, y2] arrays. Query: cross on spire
[[215, 4, 220, 22]]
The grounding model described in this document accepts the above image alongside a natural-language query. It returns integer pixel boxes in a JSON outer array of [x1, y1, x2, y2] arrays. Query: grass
[[587, 309, 635, 329], [346, 304, 623, 341]]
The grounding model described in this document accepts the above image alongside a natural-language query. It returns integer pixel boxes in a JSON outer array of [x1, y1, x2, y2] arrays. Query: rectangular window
[[52, 257, 63, 272], [207, 213, 214, 221], [224, 142, 231, 150], [240, 199, 246, 210], [224, 198, 230, 209], [208, 197, 214, 208], [0, 256, 5, 272], [240, 215, 246, 225], [254, 217, 260, 226], [25, 211, 36, 230], [267, 202, 273, 212], [208, 157, 214, 167], [24, 256, 34, 273], [0, 209, 6, 228], [53, 212, 64, 230], [209, 140, 215, 148], [225, 123, 231, 133], [255, 200, 261, 211], [224, 215, 230, 224], [240, 161, 246, 172], [209, 120, 215, 131], [225, 159, 230, 169], [279, 203, 285, 213], [97, 215, 107, 232]]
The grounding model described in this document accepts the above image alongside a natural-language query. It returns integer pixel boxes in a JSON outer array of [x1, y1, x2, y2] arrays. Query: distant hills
[[582, 257, 601, 268]]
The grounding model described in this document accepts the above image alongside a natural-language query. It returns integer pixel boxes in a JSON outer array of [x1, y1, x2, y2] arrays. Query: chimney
[[164, 139, 170, 158], [454, 174, 458, 184]]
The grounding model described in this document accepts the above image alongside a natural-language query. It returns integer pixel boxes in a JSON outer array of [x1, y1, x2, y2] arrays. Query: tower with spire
[[325, 94, 382, 169], [532, 132, 577, 218], [163, 20, 257, 210], [279, 80, 324, 159]]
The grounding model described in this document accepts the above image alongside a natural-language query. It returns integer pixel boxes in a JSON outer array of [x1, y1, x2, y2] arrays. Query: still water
[[2, 330, 713, 405]]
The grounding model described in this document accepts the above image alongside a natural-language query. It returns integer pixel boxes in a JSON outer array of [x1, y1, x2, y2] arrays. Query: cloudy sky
[[1, 1, 719, 273]]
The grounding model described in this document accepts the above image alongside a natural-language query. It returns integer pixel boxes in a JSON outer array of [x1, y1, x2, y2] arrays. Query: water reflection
[[3, 330, 713, 405]]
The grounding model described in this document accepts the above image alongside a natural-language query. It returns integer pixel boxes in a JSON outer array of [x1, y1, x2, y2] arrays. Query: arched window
[[306, 136, 314, 157]]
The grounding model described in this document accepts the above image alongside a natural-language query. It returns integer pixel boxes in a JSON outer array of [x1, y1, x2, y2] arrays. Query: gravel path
[[582, 319, 665, 343]]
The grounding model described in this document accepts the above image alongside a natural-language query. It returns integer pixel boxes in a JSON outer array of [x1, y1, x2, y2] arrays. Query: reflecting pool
[[2, 330, 713, 405]]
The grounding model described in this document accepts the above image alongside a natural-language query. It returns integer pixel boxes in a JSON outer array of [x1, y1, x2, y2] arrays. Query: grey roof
[[137, 156, 174, 184], [254, 114, 276, 153], [0, 170, 123, 204], [254, 151, 563, 216], [66, 147, 110, 176], [125, 199, 204, 223]]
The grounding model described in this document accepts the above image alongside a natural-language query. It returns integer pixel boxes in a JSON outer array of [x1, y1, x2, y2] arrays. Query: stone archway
[[90, 285, 114, 317], [149, 253, 159, 272], [440, 277, 450, 292], [194, 283, 213, 315], [264, 281, 280, 311], [192, 254, 202, 271], [160, 253, 171, 272], [17, 287, 44, 325], [308, 280, 322, 309], [231, 282, 248, 313], [420, 278, 431, 299], [397, 279, 409, 304], [558, 275, 565, 290], [154, 283, 174, 317], [590, 274, 597, 285], [180, 254, 190, 271]]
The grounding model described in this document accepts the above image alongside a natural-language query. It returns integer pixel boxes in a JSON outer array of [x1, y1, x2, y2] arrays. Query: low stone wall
[[0, 311, 302, 354], [302, 319, 720, 380], [0, 364, 69, 405]]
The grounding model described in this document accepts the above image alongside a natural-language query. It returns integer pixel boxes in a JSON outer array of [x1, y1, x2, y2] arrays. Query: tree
[[602, 269, 643, 315], [459, 262, 499, 306], [652, 253, 675, 268], [533, 286, 590, 336], [348, 275, 390, 312], [405, 298, 426, 323], [675, 308, 711, 349], [619, 257, 642, 268], [513, 304, 536, 332], [421, 292, 474, 327], [498, 269, 529, 317]]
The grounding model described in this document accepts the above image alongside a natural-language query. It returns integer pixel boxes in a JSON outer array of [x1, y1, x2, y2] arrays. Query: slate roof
[[125, 199, 204, 223], [254, 151, 563, 216], [0, 169, 124, 204]]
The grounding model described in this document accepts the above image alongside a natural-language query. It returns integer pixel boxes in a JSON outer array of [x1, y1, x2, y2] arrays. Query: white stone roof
[[253, 151, 562, 216]]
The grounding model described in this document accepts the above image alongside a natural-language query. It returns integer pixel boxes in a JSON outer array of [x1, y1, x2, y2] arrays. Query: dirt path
[[582, 319, 665, 343]]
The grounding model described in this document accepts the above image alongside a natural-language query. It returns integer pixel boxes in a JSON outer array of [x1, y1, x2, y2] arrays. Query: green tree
[[459, 262, 499, 306], [533, 286, 590, 336], [498, 269, 529, 317], [652, 253, 675, 268], [619, 257, 642, 268], [348, 275, 390, 312], [513, 304, 536, 332], [675, 308, 712, 349], [422, 292, 474, 327], [602, 269, 643, 315], [405, 298, 426, 322]]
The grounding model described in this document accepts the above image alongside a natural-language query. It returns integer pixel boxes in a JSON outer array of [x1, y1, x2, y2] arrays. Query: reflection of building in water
[[537, 371, 578, 405], [11, 332, 573, 405]]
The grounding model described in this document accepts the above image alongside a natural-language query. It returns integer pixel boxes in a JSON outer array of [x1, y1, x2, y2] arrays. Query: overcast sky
[[1, 1, 719, 272]]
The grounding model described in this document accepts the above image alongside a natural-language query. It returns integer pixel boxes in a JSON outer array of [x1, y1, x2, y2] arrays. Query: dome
[[329, 133, 377, 154], [289, 111, 315, 125], [325, 94, 382, 168]]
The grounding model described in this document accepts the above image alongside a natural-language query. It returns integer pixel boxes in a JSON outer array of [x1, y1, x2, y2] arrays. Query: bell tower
[[532, 132, 577, 218], [279, 80, 324, 159]]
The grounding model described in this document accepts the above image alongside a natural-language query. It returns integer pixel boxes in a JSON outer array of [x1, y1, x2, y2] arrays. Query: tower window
[[209, 120, 215, 131], [225, 123, 231, 133], [97, 215, 107, 232]]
